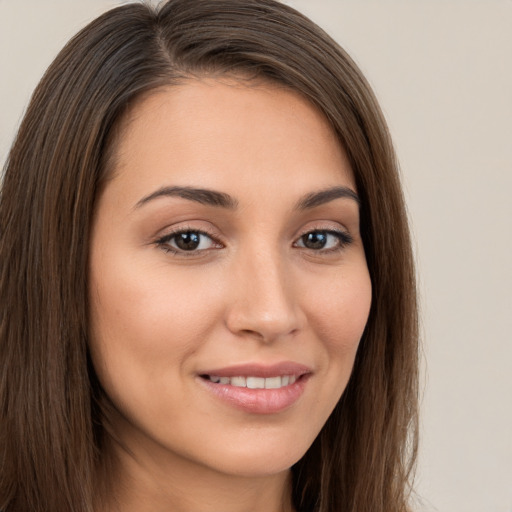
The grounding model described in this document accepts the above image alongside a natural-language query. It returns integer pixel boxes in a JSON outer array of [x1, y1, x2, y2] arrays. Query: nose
[[224, 248, 304, 343]]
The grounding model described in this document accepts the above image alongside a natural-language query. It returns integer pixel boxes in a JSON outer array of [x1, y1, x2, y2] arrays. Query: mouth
[[200, 374, 299, 389], [197, 363, 311, 414]]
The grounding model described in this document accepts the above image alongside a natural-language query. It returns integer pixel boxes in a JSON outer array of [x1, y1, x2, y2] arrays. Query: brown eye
[[301, 232, 328, 249], [157, 230, 219, 254], [174, 232, 201, 251], [295, 230, 353, 251]]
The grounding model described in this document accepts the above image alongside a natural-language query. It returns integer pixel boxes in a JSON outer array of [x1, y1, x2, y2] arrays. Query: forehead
[[106, 78, 355, 206]]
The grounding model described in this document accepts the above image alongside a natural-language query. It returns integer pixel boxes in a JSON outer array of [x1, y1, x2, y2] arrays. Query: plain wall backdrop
[[1, 1, 511, 511]]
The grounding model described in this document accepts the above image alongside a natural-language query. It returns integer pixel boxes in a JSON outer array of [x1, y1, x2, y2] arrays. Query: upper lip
[[199, 362, 312, 378]]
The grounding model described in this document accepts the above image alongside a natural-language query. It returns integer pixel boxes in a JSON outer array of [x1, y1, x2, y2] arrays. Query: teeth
[[246, 377, 265, 389], [230, 376, 246, 387], [264, 376, 282, 389], [206, 375, 298, 389]]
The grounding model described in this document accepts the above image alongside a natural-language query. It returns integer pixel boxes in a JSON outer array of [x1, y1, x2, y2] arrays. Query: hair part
[[0, 1, 418, 511]]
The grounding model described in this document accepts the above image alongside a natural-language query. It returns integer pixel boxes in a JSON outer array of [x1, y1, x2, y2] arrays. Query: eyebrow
[[135, 186, 238, 210], [134, 184, 359, 210], [294, 186, 360, 210]]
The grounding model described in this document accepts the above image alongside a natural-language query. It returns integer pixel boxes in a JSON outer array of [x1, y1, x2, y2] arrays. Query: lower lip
[[198, 376, 309, 414]]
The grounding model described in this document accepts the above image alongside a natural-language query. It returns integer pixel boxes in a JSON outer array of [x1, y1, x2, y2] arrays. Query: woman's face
[[89, 79, 372, 479]]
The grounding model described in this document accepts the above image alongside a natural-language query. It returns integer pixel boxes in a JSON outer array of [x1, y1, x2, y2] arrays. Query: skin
[[88, 78, 372, 512]]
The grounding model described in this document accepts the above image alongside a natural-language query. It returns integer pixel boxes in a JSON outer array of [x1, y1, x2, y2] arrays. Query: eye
[[294, 230, 352, 251], [156, 229, 220, 254]]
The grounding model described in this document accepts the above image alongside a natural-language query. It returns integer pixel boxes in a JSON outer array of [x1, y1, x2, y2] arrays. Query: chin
[[192, 430, 315, 478]]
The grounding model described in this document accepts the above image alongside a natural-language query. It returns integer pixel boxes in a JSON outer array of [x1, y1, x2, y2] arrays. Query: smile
[[198, 363, 311, 414], [203, 375, 297, 389]]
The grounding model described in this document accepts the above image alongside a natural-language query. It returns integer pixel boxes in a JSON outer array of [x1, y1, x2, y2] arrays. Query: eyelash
[[294, 229, 353, 253], [155, 227, 221, 256], [155, 227, 353, 257]]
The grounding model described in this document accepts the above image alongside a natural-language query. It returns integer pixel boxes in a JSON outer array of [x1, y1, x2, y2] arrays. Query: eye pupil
[[175, 232, 201, 251], [302, 232, 327, 249]]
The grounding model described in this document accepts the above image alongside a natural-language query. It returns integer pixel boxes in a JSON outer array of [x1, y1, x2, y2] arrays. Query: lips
[[198, 362, 311, 414]]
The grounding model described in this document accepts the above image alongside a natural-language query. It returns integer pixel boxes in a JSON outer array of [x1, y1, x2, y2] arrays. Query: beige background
[[1, 1, 511, 511]]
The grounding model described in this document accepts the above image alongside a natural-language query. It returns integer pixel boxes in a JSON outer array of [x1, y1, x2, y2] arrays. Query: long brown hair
[[0, 1, 418, 511]]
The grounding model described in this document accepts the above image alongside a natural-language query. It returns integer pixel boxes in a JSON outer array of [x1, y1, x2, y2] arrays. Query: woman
[[0, 1, 419, 511]]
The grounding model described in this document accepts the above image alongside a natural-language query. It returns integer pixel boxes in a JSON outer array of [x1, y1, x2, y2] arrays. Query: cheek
[[87, 249, 223, 390], [303, 264, 372, 368]]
